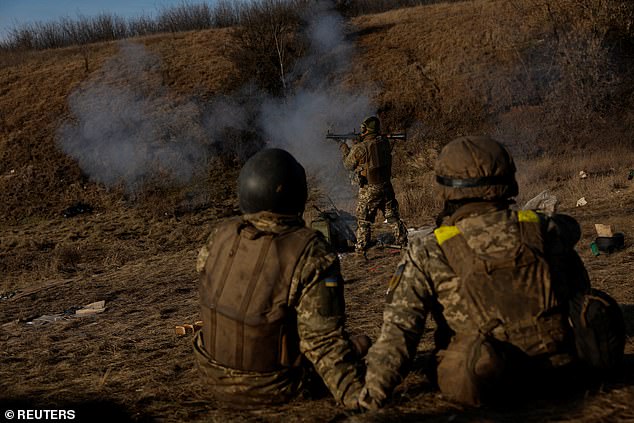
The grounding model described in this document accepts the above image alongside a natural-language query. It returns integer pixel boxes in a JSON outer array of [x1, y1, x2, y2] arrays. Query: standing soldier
[[194, 148, 368, 409], [359, 136, 624, 409], [340, 116, 408, 253]]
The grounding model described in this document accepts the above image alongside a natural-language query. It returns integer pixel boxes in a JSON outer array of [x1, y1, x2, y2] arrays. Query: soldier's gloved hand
[[358, 385, 386, 411]]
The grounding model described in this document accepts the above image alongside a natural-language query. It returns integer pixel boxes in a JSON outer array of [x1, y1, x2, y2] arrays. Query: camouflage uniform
[[359, 135, 625, 408], [194, 211, 364, 409], [341, 134, 407, 251], [360, 201, 590, 408]]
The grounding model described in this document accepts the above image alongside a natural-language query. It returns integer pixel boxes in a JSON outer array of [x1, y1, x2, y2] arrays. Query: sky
[[0, 0, 212, 40]]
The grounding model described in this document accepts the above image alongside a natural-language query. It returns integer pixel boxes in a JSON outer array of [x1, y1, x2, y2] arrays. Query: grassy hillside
[[1, 0, 632, 223], [1, 1, 633, 421]]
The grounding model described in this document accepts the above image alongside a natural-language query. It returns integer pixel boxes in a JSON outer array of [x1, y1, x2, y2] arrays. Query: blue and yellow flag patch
[[319, 275, 343, 317], [386, 264, 405, 303], [323, 276, 339, 288]]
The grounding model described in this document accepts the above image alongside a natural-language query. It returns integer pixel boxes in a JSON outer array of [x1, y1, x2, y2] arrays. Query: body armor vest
[[361, 135, 392, 185], [434, 210, 569, 357], [200, 218, 317, 372]]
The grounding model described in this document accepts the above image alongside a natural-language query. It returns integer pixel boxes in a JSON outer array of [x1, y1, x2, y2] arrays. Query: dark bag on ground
[[568, 288, 626, 370]]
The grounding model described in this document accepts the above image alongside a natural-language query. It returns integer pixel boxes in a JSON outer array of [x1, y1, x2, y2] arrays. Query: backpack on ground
[[568, 288, 626, 370]]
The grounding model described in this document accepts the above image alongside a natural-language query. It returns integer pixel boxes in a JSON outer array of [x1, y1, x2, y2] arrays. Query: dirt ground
[[1, 188, 633, 422]]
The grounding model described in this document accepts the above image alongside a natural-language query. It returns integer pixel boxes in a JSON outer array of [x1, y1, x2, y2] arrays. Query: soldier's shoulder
[[201, 216, 239, 245], [407, 226, 436, 246], [301, 228, 336, 255], [407, 227, 442, 259], [213, 215, 243, 232], [196, 217, 242, 273], [349, 142, 366, 155]]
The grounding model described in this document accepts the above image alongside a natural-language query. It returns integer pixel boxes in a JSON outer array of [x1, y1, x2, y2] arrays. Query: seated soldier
[[359, 136, 625, 409], [194, 148, 368, 409]]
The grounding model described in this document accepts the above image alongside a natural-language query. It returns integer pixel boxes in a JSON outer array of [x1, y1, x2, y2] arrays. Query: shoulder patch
[[386, 264, 405, 303], [324, 276, 338, 288], [319, 275, 344, 317], [434, 226, 461, 245], [518, 210, 540, 223]]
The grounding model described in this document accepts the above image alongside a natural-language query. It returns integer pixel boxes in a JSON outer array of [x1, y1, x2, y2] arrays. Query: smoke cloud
[[261, 1, 375, 207], [58, 42, 210, 193], [58, 1, 374, 208]]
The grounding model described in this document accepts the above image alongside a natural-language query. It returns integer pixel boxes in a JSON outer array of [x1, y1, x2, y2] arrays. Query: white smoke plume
[[57, 42, 210, 193], [261, 1, 375, 208], [57, 1, 374, 207]]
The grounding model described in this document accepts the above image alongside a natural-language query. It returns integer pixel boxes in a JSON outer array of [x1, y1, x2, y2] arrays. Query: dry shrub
[[230, 0, 308, 96], [156, 2, 214, 33], [0, 2, 239, 51], [521, 0, 633, 141], [395, 171, 442, 226], [101, 246, 134, 269], [351, 0, 634, 152], [390, 125, 443, 224], [52, 244, 82, 274]]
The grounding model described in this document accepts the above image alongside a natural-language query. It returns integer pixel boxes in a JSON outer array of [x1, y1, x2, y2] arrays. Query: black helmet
[[361, 116, 380, 135], [238, 148, 308, 215], [435, 136, 518, 202]]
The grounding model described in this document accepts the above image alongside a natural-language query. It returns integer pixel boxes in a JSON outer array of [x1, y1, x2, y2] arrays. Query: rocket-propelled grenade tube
[[325, 130, 407, 142]]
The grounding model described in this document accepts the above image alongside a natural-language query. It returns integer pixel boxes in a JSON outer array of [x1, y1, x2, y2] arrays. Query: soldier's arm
[[342, 144, 363, 172], [294, 237, 364, 410], [339, 142, 351, 157], [361, 238, 434, 409]]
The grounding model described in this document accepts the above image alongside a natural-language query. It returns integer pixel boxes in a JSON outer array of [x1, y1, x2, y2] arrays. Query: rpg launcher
[[325, 130, 407, 142], [325, 130, 360, 142]]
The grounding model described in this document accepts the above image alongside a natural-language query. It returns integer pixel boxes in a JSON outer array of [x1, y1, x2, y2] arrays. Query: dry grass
[[1, 1, 634, 421], [348, 0, 634, 147], [515, 143, 634, 209], [0, 28, 235, 224]]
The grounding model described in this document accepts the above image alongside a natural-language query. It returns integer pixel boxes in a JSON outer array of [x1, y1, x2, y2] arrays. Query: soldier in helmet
[[194, 148, 368, 409], [340, 116, 408, 253], [358, 136, 623, 409]]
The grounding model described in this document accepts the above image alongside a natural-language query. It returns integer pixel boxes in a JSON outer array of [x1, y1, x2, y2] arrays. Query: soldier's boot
[[389, 218, 408, 248]]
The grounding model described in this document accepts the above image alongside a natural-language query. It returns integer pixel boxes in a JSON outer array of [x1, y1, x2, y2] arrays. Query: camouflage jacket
[[361, 202, 590, 407], [194, 211, 364, 409], [342, 134, 392, 186]]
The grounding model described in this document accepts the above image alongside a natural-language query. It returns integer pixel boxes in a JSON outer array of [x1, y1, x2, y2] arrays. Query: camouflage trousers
[[193, 330, 303, 406], [193, 330, 370, 407], [355, 182, 407, 251]]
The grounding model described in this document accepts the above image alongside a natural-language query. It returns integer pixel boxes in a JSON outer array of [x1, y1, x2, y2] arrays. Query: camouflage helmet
[[360, 116, 380, 135], [435, 136, 518, 202], [238, 148, 308, 215]]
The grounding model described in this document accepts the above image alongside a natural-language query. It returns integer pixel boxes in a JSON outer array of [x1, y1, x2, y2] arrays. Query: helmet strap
[[436, 175, 513, 188]]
